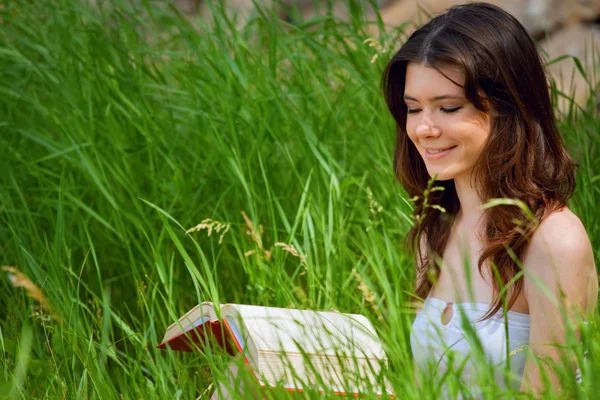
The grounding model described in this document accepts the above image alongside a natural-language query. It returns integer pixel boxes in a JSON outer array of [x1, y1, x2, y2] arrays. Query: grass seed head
[[363, 37, 387, 64], [186, 218, 231, 244], [275, 242, 308, 271], [241, 210, 264, 249], [354, 270, 383, 321], [3, 266, 60, 323], [241, 211, 273, 261]]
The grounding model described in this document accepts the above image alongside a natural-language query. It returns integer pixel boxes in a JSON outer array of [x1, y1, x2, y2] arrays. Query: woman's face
[[404, 62, 491, 182]]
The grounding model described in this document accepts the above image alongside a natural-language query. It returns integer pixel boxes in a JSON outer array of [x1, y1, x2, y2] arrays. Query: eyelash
[[407, 107, 462, 114]]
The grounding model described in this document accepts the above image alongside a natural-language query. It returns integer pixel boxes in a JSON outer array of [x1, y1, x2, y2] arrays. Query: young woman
[[381, 2, 597, 397]]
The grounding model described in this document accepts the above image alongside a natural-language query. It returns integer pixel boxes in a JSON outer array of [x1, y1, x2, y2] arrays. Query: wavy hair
[[381, 2, 577, 319]]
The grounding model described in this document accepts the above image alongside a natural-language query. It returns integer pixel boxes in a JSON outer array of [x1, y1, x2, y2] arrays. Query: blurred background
[[171, 0, 600, 109]]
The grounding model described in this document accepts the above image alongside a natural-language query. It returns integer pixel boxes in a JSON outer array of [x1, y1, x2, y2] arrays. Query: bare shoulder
[[526, 207, 593, 264], [523, 207, 597, 314]]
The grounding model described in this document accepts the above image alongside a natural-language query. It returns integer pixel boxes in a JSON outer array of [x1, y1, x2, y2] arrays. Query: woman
[[381, 2, 597, 397]]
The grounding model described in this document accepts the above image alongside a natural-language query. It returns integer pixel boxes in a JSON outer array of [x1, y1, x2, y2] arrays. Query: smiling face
[[404, 63, 491, 183]]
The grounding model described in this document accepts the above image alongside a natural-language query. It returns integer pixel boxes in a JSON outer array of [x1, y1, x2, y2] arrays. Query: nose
[[415, 111, 441, 138]]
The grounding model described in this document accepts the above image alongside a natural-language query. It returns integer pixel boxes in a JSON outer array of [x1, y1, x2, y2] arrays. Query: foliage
[[0, 0, 598, 398]]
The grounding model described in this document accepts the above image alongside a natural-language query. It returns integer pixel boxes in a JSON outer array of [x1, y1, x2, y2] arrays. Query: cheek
[[405, 119, 418, 143], [468, 117, 491, 150], [458, 121, 490, 154], [460, 137, 487, 164], [470, 128, 490, 152]]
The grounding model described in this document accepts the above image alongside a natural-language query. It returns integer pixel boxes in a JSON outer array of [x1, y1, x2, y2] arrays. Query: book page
[[256, 351, 392, 395], [210, 353, 266, 400], [160, 301, 217, 344], [224, 305, 385, 360]]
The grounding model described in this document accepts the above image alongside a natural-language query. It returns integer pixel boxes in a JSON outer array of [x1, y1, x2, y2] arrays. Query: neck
[[453, 174, 485, 228]]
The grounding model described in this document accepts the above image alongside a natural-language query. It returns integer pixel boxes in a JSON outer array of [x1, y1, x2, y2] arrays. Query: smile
[[424, 146, 457, 160]]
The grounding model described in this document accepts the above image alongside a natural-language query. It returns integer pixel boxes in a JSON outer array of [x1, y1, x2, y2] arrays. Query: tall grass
[[0, 0, 598, 398]]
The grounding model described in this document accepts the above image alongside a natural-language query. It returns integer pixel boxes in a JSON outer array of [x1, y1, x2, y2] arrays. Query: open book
[[157, 303, 393, 397]]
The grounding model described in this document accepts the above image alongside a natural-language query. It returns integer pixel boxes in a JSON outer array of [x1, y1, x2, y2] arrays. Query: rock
[[197, 0, 260, 24], [188, 0, 388, 26], [377, 0, 600, 39], [541, 23, 600, 112], [374, 0, 524, 37], [506, 0, 600, 38], [278, 0, 389, 22], [173, 0, 201, 14], [171, 0, 600, 37]]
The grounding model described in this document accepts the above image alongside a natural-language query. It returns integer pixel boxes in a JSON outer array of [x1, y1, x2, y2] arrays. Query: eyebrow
[[403, 94, 464, 102]]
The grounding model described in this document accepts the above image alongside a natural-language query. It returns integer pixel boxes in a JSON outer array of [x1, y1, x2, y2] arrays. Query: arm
[[520, 210, 598, 396]]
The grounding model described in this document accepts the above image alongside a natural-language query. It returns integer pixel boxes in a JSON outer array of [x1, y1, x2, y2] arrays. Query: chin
[[426, 170, 454, 181]]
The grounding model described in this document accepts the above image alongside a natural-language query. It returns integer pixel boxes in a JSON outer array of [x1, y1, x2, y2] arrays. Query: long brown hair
[[381, 2, 577, 319]]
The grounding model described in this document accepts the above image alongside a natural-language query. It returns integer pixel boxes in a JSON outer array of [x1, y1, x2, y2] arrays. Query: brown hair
[[381, 2, 577, 319]]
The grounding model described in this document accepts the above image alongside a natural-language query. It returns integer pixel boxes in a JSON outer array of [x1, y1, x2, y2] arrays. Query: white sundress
[[410, 297, 584, 398], [411, 296, 530, 398]]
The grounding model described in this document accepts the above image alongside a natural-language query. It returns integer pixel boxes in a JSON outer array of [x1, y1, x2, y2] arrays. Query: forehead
[[404, 63, 465, 99]]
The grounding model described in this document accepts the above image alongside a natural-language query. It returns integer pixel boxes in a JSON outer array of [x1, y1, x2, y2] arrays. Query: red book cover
[[156, 319, 237, 356]]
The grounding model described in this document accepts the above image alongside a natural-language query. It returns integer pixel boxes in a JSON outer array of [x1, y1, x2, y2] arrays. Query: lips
[[426, 148, 452, 154], [423, 145, 457, 160]]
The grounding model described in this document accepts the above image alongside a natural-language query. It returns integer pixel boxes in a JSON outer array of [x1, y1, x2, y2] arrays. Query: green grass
[[0, 0, 598, 398]]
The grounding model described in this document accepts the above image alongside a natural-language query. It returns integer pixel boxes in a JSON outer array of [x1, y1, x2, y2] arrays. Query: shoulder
[[525, 207, 593, 268], [522, 207, 597, 314], [529, 208, 590, 253]]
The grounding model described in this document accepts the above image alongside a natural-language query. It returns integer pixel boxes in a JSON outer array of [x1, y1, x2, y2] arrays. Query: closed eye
[[442, 106, 462, 114], [406, 106, 462, 115]]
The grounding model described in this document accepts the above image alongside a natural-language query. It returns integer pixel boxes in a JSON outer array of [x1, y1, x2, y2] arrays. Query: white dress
[[410, 297, 531, 397]]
